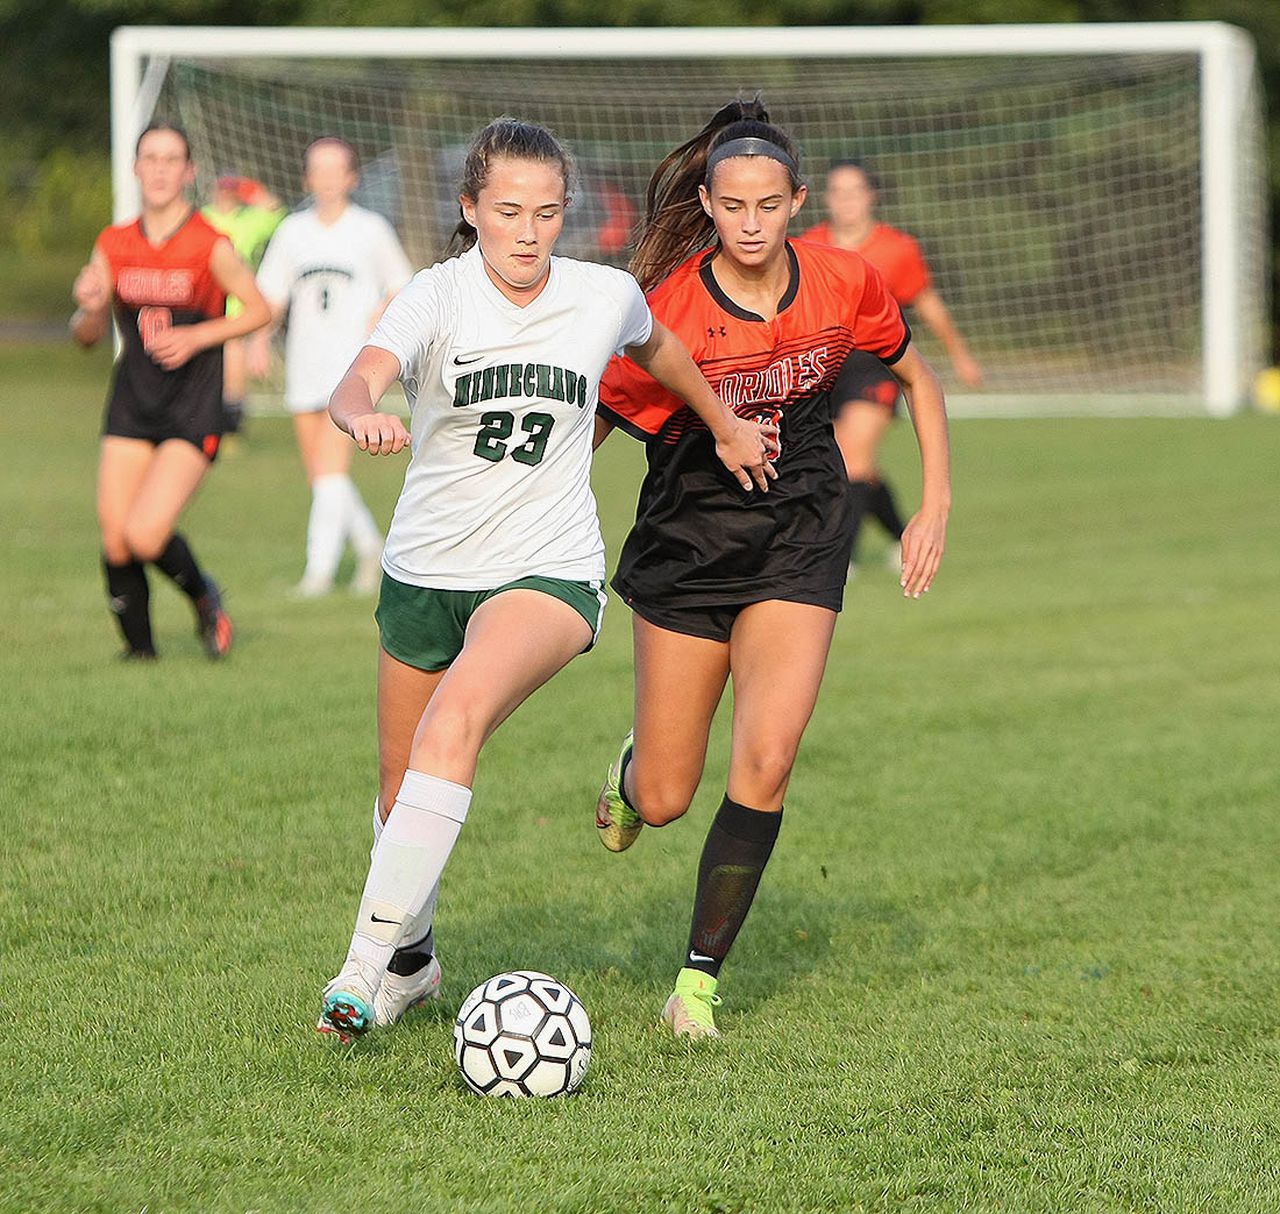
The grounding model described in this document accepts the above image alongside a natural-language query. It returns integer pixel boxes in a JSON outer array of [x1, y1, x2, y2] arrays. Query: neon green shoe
[[595, 730, 642, 852], [661, 967, 722, 1040]]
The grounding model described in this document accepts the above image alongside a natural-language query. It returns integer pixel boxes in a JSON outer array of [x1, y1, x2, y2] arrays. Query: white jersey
[[368, 245, 653, 590], [257, 203, 413, 410]]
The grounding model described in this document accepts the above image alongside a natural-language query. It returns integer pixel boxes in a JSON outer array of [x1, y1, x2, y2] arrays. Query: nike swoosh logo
[[688, 952, 716, 964], [370, 913, 401, 925], [453, 354, 483, 365]]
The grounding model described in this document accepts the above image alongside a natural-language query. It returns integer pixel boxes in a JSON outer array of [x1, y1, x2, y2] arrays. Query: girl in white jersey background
[[316, 118, 777, 1041], [249, 137, 414, 597]]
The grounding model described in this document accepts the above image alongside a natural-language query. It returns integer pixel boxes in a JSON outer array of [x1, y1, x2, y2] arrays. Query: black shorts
[[831, 349, 900, 414], [102, 345, 225, 461], [623, 589, 840, 644]]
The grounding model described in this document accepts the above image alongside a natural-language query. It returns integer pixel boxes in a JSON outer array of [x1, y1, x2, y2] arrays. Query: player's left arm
[[625, 320, 777, 492], [889, 342, 951, 599], [912, 288, 982, 388], [144, 240, 272, 370]]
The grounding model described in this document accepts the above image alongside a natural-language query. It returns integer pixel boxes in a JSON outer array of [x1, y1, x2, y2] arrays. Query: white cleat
[[292, 574, 333, 600], [317, 953, 383, 1043], [374, 954, 443, 1027]]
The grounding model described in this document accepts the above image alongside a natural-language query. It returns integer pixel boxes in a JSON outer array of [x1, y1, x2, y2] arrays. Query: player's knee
[[413, 700, 488, 771], [731, 746, 797, 804], [629, 768, 695, 827], [122, 521, 170, 563], [100, 529, 132, 565]]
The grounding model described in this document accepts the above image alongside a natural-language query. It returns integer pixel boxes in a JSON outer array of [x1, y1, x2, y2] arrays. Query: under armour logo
[[706, 325, 727, 338]]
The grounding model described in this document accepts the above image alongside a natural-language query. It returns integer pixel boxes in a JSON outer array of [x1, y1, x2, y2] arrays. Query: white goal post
[[110, 23, 1267, 416]]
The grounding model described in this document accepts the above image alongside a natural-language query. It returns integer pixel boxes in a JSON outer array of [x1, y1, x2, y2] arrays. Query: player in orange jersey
[[71, 122, 271, 660], [803, 159, 979, 575], [593, 100, 951, 1038]]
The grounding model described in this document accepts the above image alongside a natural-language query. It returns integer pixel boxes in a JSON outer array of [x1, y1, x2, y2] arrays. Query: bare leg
[[121, 439, 213, 562], [625, 613, 730, 825], [726, 600, 838, 810]]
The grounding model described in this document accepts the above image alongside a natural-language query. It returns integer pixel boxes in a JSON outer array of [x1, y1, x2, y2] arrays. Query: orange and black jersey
[[599, 240, 909, 611], [95, 211, 228, 431]]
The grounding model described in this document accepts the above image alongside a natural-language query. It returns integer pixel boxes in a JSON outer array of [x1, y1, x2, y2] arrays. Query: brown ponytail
[[629, 96, 802, 291], [446, 117, 577, 257]]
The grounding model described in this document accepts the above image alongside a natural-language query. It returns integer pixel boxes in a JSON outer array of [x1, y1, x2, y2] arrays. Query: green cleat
[[595, 729, 643, 853], [661, 967, 722, 1040]]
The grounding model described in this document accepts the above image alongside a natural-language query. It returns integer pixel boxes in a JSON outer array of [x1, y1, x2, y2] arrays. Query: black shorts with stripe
[[831, 349, 900, 413], [102, 345, 225, 460]]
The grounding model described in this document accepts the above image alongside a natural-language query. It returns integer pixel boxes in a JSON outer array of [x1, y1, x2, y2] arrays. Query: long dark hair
[[630, 97, 803, 291], [446, 117, 577, 256]]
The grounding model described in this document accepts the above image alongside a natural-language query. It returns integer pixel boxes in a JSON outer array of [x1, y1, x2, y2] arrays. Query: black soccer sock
[[151, 533, 209, 601], [103, 557, 155, 655], [388, 927, 435, 977], [869, 478, 906, 540], [847, 479, 873, 563], [684, 796, 783, 979], [221, 399, 245, 435]]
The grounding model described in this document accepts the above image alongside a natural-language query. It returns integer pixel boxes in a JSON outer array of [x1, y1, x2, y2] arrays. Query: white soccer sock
[[396, 880, 440, 951], [372, 793, 440, 949], [346, 770, 471, 974], [304, 474, 349, 585], [337, 475, 383, 559], [371, 794, 384, 857]]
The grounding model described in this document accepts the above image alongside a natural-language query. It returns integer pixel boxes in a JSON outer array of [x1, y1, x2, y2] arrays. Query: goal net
[[112, 25, 1268, 416]]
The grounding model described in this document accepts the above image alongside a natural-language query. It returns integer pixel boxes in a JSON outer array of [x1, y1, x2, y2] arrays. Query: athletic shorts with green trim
[[375, 572, 608, 672]]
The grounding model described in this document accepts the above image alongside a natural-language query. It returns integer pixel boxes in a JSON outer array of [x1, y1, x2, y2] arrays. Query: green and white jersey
[[369, 244, 653, 590], [257, 203, 413, 411]]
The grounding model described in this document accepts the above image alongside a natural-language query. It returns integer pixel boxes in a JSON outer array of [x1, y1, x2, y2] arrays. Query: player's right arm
[[246, 225, 291, 378], [328, 346, 410, 456], [70, 247, 112, 347]]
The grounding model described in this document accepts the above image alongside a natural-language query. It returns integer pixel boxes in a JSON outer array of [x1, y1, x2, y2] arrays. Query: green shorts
[[375, 572, 608, 672]]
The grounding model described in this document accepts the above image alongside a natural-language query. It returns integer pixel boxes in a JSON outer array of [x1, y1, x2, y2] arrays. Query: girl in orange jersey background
[[804, 159, 980, 575], [594, 100, 951, 1039], [71, 122, 271, 660]]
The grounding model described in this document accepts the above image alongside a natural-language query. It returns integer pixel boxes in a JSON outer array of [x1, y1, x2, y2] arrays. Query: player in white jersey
[[314, 117, 777, 1042], [249, 137, 414, 597]]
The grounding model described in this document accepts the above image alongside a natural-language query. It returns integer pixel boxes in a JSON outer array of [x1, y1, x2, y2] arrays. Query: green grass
[[3, 343, 1280, 1212], [0, 250, 87, 326]]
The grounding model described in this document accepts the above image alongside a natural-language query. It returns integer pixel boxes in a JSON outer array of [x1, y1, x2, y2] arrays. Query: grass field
[[3, 342, 1280, 1213]]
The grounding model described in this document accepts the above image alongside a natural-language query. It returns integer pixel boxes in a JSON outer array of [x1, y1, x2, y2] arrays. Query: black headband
[[706, 136, 798, 177]]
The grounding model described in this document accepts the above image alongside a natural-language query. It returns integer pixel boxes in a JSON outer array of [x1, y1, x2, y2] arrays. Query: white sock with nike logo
[[346, 769, 471, 977]]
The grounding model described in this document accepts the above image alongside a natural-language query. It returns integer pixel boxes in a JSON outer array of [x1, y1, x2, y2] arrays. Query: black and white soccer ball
[[453, 970, 592, 1097]]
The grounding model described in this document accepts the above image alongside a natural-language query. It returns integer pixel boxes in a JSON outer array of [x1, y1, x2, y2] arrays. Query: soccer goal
[[111, 23, 1267, 416]]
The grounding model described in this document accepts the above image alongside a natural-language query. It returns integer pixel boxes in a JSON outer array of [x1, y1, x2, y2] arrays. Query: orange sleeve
[[894, 233, 931, 305], [851, 257, 911, 365], [598, 351, 683, 439]]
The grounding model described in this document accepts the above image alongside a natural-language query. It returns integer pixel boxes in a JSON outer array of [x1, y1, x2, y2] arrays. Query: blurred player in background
[[71, 121, 271, 661], [314, 117, 772, 1044], [202, 174, 286, 441], [248, 137, 413, 598], [594, 101, 951, 1039], [803, 159, 979, 575]]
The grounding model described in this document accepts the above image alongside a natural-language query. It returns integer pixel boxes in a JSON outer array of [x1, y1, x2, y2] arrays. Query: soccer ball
[[453, 970, 592, 1097]]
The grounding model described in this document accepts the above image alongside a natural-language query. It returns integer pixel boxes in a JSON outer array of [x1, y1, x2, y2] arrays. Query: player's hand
[[245, 335, 272, 379], [73, 263, 110, 312], [953, 352, 983, 389], [347, 411, 410, 455], [145, 325, 205, 370], [899, 506, 948, 599], [715, 415, 778, 492]]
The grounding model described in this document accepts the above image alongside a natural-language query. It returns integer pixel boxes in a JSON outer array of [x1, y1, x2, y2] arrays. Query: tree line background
[[0, 0, 1275, 356]]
